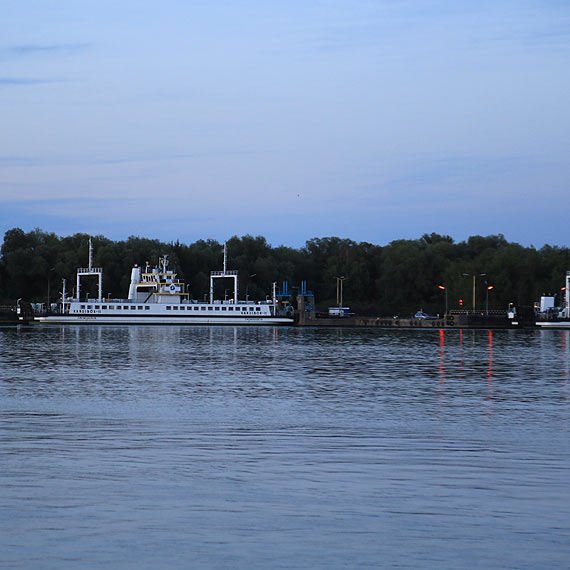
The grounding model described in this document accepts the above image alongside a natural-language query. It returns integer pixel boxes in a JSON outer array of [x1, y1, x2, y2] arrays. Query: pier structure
[[292, 280, 525, 328]]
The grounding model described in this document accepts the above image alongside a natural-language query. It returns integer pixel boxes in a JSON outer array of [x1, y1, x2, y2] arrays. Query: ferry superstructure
[[33, 241, 294, 325]]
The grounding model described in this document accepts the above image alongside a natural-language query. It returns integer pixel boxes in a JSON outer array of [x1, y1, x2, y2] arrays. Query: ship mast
[[209, 242, 239, 304], [88, 237, 93, 270], [76, 237, 103, 301]]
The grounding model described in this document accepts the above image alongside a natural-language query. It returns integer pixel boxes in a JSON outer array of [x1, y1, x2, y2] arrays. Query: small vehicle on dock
[[414, 310, 437, 320]]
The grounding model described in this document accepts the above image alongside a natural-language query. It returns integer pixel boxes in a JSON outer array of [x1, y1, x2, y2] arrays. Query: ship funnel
[[128, 265, 141, 300]]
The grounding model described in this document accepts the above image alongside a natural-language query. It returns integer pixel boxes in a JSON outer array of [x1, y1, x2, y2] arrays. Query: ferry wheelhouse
[[34, 241, 294, 325]]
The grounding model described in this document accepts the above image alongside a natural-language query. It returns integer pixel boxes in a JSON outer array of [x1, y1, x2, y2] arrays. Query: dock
[[295, 314, 519, 329], [295, 293, 526, 329], [0, 305, 21, 325]]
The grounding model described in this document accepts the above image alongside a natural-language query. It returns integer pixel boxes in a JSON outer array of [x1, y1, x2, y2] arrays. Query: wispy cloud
[[0, 150, 257, 169], [2, 43, 90, 58], [0, 77, 60, 87], [0, 155, 41, 166], [303, 2, 570, 57], [91, 150, 258, 166], [521, 23, 570, 50], [381, 154, 529, 194]]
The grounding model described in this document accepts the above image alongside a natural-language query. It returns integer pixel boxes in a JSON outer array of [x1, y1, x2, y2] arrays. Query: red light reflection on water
[[438, 329, 445, 381], [458, 329, 464, 379]]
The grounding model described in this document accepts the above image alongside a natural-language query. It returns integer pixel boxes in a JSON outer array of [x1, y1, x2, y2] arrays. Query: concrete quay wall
[[295, 314, 518, 329]]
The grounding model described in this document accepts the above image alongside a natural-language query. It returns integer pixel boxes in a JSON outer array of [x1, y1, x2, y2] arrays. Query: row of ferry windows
[[80, 304, 261, 312], [166, 305, 262, 312], [83, 305, 149, 310]]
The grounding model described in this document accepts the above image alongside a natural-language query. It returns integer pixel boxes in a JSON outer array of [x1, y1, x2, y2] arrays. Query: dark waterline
[[1, 325, 569, 569]]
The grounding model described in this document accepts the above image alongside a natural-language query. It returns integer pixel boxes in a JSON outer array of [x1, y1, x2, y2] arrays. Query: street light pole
[[46, 267, 55, 307], [246, 274, 256, 301], [438, 285, 448, 315], [335, 276, 346, 307], [486, 284, 494, 315], [463, 273, 486, 310]]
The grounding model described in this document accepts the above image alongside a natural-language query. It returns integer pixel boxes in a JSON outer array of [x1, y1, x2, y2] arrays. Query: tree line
[[1, 227, 569, 316]]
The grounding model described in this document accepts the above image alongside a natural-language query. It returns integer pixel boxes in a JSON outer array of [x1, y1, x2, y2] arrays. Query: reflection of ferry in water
[[32, 241, 294, 325]]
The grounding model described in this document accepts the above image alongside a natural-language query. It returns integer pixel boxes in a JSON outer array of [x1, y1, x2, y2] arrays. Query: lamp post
[[335, 276, 346, 307], [46, 267, 55, 307], [486, 284, 494, 315], [245, 274, 256, 301], [462, 273, 486, 311], [437, 285, 448, 316]]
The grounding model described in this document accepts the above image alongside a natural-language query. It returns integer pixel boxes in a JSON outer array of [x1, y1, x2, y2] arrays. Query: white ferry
[[33, 241, 294, 325]]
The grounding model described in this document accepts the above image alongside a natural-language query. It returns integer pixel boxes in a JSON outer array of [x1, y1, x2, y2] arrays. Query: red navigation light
[[459, 299, 463, 306]]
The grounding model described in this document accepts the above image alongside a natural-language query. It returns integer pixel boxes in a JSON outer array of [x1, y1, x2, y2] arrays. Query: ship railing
[[77, 267, 103, 274], [448, 309, 507, 316], [210, 270, 239, 276]]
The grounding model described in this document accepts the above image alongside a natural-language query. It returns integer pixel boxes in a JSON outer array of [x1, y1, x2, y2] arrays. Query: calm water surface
[[1, 325, 569, 569]]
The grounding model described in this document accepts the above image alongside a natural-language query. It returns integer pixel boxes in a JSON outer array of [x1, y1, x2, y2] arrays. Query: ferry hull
[[34, 315, 293, 325]]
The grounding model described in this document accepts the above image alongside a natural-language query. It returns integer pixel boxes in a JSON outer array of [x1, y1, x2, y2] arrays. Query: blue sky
[[1, 0, 569, 247]]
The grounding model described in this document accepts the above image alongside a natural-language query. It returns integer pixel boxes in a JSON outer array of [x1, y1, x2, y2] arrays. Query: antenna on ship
[[88, 237, 93, 271], [223, 242, 227, 274]]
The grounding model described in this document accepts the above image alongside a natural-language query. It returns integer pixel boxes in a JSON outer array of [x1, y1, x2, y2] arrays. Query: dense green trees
[[1, 227, 568, 316]]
